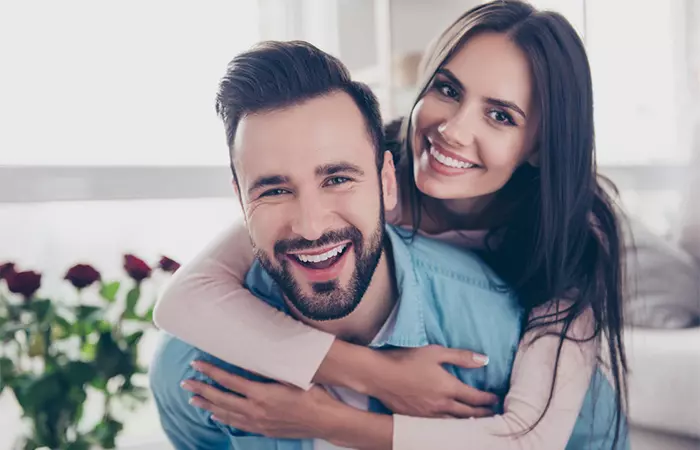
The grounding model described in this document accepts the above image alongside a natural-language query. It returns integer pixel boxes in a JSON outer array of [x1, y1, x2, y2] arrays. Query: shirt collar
[[369, 225, 428, 348]]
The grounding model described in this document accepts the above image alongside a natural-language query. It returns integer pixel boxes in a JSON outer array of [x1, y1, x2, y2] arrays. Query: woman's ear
[[381, 151, 399, 211], [527, 151, 540, 167]]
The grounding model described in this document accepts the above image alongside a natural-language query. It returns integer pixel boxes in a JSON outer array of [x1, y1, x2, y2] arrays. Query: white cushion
[[624, 219, 700, 328], [625, 326, 700, 438]]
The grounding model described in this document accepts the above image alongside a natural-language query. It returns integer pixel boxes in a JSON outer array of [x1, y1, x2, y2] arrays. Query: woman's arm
[[153, 221, 335, 389], [391, 307, 598, 450], [154, 218, 495, 414], [185, 305, 598, 450]]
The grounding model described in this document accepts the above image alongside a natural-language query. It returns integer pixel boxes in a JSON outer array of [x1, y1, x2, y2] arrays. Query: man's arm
[[150, 335, 232, 450]]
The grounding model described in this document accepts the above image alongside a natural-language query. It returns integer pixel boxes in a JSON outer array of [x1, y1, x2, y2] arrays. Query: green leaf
[[94, 332, 124, 380], [65, 361, 97, 386], [89, 417, 123, 449], [75, 305, 102, 322], [124, 286, 141, 319], [74, 306, 104, 336], [90, 376, 108, 391], [99, 281, 120, 303], [81, 341, 97, 360], [0, 357, 13, 395], [28, 299, 54, 324], [125, 331, 144, 349], [142, 304, 155, 323], [52, 314, 73, 340]]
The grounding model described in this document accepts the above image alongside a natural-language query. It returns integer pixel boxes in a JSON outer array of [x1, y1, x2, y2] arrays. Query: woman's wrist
[[312, 339, 387, 396], [320, 406, 393, 450]]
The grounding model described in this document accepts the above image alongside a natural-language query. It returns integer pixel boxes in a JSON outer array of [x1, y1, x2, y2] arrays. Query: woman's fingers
[[191, 360, 257, 396], [448, 401, 496, 418], [182, 379, 249, 411]]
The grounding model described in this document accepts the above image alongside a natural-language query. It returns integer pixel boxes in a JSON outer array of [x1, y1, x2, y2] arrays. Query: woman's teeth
[[430, 146, 477, 169], [294, 244, 347, 263]]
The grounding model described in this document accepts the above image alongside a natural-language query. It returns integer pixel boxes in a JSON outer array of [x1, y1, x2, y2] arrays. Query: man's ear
[[380, 151, 398, 211]]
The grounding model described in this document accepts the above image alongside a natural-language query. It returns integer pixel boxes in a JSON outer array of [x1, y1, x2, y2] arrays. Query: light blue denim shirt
[[150, 225, 628, 450]]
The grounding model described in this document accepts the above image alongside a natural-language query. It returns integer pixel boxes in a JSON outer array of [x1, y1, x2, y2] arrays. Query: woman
[[155, 1, 629, 448]]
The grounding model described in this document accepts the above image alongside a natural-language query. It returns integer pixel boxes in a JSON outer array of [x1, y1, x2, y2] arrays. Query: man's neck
[[286, 245, 397, 345]]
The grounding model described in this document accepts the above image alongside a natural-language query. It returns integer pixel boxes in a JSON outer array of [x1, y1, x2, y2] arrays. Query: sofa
[[624, 218, 700, 449]]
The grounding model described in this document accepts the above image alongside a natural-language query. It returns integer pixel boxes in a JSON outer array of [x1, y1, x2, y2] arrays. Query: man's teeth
[[430, 146, 476, 169], [295, 244, 347, 263]]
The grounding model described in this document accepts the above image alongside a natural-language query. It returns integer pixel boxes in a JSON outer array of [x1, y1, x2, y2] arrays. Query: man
[[150, 40, 522, 449]]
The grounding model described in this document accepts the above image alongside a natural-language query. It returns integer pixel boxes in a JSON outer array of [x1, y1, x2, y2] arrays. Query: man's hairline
[[228, 87, 381, 179]]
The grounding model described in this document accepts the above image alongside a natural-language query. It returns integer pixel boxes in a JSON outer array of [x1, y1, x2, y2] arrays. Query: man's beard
[[255, 214, 385, 322]]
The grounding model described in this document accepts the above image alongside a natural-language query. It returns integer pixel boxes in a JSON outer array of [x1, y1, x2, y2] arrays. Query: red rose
[[6, 270, 41, 300], [123, 254, 151, 282], [158, 256, 181, 273], [65, 264, 101, 289], [0, 262, 15, 281]]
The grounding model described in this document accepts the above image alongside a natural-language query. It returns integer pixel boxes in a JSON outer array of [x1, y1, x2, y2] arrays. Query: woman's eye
[[325, 176, 350, 186], [435, 81, 459, 100], [488, 110, 516, 126], [260, 188, 289, 198]]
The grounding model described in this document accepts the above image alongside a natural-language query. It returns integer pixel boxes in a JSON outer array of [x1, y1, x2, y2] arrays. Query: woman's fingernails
[[473, 354, 489, 366], [189, 397, 203, 407], [190, 360, 202, 370], [211, 415, 222, 422], [181, 380, 194, 390]]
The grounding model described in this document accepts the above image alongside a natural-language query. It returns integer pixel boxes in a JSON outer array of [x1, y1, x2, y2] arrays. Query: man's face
[[233, 91, 398, 321]]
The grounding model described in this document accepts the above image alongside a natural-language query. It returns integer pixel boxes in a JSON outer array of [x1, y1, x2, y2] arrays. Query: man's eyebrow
[[315, 162, 365, 177], [247, 175, 289, 196], [437, 68, 527, 120]]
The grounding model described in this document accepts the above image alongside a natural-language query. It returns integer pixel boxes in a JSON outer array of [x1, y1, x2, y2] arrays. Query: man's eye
[[325, 177, 350, 186], [260, 188, 289, 197]]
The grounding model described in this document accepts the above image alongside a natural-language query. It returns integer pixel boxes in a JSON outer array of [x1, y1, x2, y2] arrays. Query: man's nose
[[290, 193, 333, 242]]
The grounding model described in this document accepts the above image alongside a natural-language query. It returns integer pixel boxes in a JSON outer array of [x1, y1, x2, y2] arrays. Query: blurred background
[[0, 0, 698, 449]]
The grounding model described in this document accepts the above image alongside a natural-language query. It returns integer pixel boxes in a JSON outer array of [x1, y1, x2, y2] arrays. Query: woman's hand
[[182, 360, 392, 449], [316, 342, 499, 418], [375, 346, 498, 417]]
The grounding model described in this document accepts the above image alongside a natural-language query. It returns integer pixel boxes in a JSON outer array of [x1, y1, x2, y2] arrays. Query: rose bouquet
[[0, 255, 179, 450]]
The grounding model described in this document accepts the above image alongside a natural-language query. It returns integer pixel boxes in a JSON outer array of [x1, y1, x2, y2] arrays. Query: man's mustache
[[273, 227, 362, 255]]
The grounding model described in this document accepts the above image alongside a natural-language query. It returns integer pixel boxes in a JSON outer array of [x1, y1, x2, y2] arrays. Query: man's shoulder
[[387, 225, 508, 293], [150, 332, 210, 399]]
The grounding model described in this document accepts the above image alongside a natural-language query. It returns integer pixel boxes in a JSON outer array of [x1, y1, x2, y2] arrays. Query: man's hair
[[215, 40, 384, 182]]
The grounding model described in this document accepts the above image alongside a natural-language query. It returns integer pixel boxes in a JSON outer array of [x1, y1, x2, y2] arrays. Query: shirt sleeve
[[152, 220, 335, 390], [393, 305, 598, 450]]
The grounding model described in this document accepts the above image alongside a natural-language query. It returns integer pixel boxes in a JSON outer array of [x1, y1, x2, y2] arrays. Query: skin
[[232, 91, 398, 344], [184, 33, 540, 449], [411, 32, 538, 229]]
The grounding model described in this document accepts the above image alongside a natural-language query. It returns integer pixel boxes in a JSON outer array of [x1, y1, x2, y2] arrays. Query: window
[[0, 1, 259, 167]]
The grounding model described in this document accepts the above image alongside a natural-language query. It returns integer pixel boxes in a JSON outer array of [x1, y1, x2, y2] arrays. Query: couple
[[151, 1, 630, 449]]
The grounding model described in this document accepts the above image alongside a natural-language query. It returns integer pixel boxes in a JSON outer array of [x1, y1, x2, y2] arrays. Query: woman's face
[[411, 32, 538, 203]]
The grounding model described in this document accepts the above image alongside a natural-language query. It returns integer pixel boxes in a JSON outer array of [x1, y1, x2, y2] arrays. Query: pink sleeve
[[393, 305, 597, 450], [152, 221, 335, 390]]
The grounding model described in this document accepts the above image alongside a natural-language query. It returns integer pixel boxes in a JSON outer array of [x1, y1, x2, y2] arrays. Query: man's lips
[[286, 243, 352, 282], [285, 240, 352, 257]]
